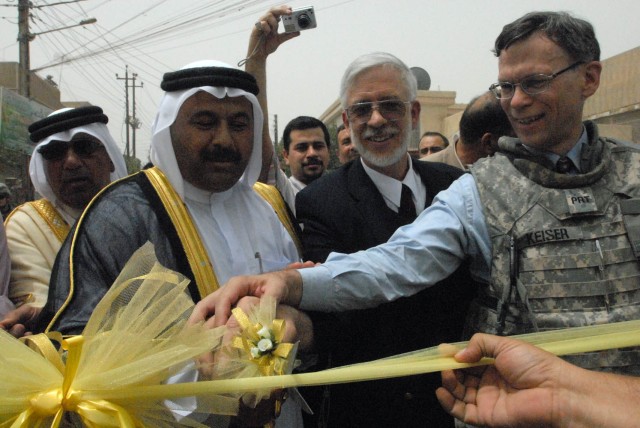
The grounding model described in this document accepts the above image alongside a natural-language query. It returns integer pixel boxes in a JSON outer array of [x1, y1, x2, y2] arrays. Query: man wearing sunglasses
[[294, 52, 476, 427], [1, 106, 127, 336], [245, 11, 475, 424], [193, 10, 640, 412]]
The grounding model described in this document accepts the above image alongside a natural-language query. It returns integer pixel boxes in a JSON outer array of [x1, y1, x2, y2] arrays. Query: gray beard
[[351, 120, 411, 168]]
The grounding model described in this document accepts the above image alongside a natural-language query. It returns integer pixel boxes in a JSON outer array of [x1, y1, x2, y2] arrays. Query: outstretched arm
[[189, 269, 304, 328], [245, 5, 299, 182], [436, 333, 640, 428]]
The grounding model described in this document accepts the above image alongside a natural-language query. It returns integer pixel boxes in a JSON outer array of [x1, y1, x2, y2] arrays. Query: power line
[[15, 0, 97, 96], [31, 0, 274, 71], [13, 0, 288, 158]]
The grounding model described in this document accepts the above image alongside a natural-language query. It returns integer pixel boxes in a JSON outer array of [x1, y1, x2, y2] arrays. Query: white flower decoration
[[257, 326, 272, 340], [257, 338, 274, 352], [250, 347, 261, 359]]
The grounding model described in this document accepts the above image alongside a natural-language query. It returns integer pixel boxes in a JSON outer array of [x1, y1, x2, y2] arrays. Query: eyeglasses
[[38, 138, 105, 161], [345, 100, 411, 125], [489, 61, 584, 100]]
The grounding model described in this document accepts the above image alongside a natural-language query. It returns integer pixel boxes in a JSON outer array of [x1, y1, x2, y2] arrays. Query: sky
[[1, 0, 639, 163]]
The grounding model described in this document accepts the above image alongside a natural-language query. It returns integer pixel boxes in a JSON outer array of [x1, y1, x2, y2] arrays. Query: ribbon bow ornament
[[231, 302, 295, 378], [0, 243, 237, 427]]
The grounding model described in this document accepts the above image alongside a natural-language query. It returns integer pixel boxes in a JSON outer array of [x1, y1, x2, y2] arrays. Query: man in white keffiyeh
[[37, 60, 304, 427], [1, 106, 127, 333]]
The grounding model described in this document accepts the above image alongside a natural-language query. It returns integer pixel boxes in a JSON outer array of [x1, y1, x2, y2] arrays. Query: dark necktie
[[555, 156, 574, 174], [399, 184, 416, 223]]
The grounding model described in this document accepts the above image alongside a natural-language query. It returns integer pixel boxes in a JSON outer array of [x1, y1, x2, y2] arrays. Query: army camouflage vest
[[468, 121, 640, 373]]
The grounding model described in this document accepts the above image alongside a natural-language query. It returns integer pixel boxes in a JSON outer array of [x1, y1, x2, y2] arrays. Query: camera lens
[[297, 13, 311, 29]]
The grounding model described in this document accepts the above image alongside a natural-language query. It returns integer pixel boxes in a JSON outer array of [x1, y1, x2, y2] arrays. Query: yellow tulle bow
[[0, 242, 239, 427], [8, 335, 139, 427], [231, 302, 295, 377]]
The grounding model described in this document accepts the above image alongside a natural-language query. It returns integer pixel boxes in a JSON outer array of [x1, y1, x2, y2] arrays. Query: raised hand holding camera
[[282, 6, 317, 33]]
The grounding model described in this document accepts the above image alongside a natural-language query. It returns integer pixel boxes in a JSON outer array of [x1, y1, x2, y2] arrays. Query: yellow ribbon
[[9, 335, 139, 428], [3, 318, 640, 427], [3, 307, 292, 427], [231, 307, 294, 377], [4, 242, 640, 427]]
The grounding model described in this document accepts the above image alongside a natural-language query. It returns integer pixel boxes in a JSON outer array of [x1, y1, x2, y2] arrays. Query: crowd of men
[[1, 5, 639, 428]]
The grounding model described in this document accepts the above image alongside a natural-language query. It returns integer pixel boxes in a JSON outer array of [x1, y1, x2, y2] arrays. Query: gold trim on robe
[[5, 199, 70, 243], [45, 168, 301, 333], [253, 182, 302, 256], [144, 169, 302, 296], [144, 167, 221, 298]]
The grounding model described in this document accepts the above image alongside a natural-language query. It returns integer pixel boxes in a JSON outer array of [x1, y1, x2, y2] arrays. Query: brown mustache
[[200, 145, 242, 162], [303, 158, 323, 166]]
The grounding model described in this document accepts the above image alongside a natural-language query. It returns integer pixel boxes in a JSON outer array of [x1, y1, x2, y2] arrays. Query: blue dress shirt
[[299, 173, 492, 311], [298, 130, 589, 312]]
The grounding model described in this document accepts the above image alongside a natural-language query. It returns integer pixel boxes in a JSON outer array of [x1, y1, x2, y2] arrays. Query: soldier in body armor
[[192, 9, 640, 404], [467, 14, 640, 373]]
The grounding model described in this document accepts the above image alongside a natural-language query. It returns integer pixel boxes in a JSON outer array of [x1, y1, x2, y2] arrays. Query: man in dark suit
[[296, 52, 476, 428]]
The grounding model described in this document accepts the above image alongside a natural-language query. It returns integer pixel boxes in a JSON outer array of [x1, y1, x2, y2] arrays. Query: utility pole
[[273, 114, 278, 146], [129, 73, 143, 159], [116, 67, 143, 159], [15, 0, 96, 98], [116, 66, 131, 157], [17, 0, 31, 97]]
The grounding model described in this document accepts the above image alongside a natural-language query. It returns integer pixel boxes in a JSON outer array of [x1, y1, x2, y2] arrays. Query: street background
[[1, 0, 638, 163]]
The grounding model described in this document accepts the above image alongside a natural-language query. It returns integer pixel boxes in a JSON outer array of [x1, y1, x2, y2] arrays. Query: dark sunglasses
[[345, 99, 411, 125], [38, 138, 105, 161]]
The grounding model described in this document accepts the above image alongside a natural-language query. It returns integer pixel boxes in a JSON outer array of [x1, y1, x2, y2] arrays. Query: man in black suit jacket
[[295, 52, 477, 428]]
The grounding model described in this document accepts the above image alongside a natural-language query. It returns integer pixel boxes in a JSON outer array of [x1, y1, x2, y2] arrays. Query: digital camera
[[282, 6, 317, 33]]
